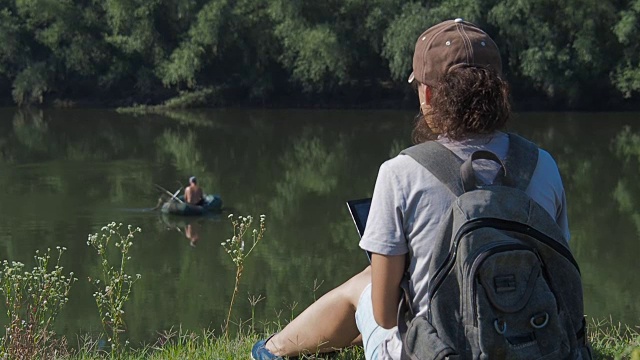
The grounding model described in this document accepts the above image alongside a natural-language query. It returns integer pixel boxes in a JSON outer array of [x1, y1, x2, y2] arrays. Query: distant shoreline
[[2, 95, 640, 113]]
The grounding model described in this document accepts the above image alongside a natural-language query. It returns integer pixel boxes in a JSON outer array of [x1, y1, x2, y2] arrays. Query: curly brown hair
[[413, 66, 510, 143]]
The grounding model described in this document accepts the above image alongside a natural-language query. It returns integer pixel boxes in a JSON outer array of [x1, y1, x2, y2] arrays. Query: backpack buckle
[[494, 319, 507, 334], [530, 312, 550, 329]]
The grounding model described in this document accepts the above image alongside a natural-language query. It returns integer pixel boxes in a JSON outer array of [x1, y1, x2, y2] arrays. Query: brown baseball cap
[[408, 18, 502, 86]]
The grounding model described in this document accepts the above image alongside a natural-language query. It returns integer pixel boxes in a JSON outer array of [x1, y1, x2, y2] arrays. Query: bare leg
[[266, 266, 371, 356]]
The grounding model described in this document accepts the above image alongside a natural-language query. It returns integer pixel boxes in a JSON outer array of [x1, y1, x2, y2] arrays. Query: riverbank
[[52, 320, 640, 359], [8, 90, 640, 113]]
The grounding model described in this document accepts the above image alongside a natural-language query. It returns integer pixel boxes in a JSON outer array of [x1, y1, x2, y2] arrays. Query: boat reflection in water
[[184, 223, 200, 247], [159, 213, 221, 248]]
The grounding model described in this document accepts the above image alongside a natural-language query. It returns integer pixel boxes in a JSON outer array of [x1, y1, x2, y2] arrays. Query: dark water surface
[[0, 108, 638, 344]]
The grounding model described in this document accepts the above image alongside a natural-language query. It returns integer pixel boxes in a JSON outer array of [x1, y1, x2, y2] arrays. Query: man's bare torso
[[185, 185, 203, 205]]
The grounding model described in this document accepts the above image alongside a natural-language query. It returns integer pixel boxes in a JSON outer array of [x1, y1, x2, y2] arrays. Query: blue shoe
[[251, 335, 282, 360]]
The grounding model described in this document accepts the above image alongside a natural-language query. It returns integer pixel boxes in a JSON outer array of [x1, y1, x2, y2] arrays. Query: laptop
[[346, 198, 372, 260]]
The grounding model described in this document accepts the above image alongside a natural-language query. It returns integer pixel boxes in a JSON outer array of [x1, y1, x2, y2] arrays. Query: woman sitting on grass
[[252, 18, 570, 360]]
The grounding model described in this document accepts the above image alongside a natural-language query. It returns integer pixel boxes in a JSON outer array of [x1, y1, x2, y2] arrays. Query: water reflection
[[13, 109, 49, 154], [0, 109, 638, 345], [185, 223, 200, 247], [270, 129, 346, 219], [612, 127, 640, 236], [159, 214, 220, 248]]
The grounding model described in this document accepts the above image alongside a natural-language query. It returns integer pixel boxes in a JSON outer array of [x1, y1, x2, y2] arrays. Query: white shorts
[[355, 283, 400, 360]]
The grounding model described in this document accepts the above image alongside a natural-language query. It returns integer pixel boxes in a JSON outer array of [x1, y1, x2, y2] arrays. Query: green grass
[[46, 317, 639, 360], [63, 329, 364, 360], [55, 318, 639, 360], [589, 318, 640, 360]]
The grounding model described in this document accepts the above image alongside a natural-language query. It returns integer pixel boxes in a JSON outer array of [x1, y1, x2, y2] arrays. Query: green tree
[[0, 0, 638, 107], [5, 0, 110, 104], [99, 0, 166, 96], [266, 0, 348, 91], [158, 0, 230, 89], [489, 0, 619, 105], [0, 7, 24, 78], [267, 0, 407, 92], [612, 0, 640, 98]]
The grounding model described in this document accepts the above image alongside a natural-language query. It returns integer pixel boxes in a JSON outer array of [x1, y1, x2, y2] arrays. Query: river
[[0, 108, 638, 344]]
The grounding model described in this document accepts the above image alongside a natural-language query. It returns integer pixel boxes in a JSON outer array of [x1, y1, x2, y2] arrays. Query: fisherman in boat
[[185, 176, 204, 206]]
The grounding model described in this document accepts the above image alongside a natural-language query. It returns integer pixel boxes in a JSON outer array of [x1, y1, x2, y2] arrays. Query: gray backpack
[[398, 134, 591, 360]]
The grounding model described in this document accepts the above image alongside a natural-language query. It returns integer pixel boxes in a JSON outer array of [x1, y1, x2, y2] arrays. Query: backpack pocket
[[472, 247, 571, 359], [402, 315, 458, 360]]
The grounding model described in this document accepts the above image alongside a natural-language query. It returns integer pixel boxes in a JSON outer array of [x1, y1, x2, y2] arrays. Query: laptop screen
[[346, 198, 372, 237], [346, 198, 372, 261]]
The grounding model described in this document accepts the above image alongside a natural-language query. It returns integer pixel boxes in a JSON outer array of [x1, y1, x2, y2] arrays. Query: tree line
[[0, 0, 639, 109]]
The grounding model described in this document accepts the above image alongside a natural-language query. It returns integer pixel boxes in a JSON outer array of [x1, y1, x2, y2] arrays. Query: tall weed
[[221, 214, 267, 337], [87, 222, 142, 356], [0, 247, 76, 359]]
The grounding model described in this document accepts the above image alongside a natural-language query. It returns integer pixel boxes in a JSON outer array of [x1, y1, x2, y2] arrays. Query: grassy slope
[[60, 322, 639, 360], [66, 332, 365, 360]]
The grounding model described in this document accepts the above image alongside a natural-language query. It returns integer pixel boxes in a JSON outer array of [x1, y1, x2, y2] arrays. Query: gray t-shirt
[[358, 132, 569, 359]]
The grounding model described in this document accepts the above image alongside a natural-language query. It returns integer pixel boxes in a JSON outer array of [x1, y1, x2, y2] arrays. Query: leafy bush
[[11, 63, 49, 106]]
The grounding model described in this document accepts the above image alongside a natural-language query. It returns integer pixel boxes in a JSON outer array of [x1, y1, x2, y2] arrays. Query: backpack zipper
[[467, 242, 535, 327], [427, 217, 579, 321]]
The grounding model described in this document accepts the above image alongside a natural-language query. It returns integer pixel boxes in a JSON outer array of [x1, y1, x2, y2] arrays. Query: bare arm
[[370, 253, 405, 329]]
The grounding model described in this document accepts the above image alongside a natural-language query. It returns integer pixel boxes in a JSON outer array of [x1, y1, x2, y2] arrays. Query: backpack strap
[[499, 133, 539, 191], [460, 150, 506, 192], [400, 141, 465, 196], [400, 133, 540, 194]]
